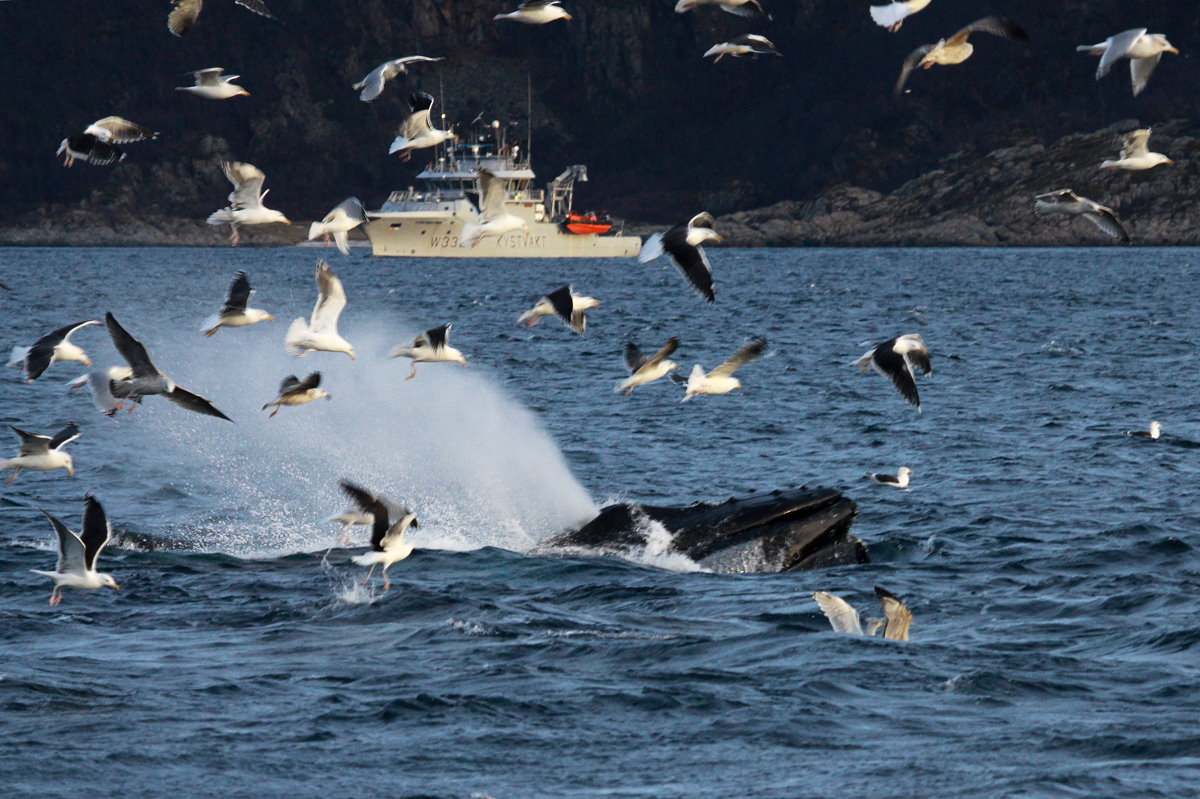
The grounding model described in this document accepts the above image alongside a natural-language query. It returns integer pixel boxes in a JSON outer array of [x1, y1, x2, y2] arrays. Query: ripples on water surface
[[2, 247, 1199, 798]]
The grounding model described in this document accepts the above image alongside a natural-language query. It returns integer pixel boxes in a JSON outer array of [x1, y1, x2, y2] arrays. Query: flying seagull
[[517, 285, 599, 335], [494, 1, 573, 24], [31, 495, 119, 606], [201, 271, 273, 336], [855, 334, 931, 409], [618, 337, 679, 395], [285, 260, 356, 359], [262, 373, 330, 417], [9, 320, 99, 381], [388, 324, 469, 380], [104, 312, 232, 421], [354, 56, 445, 102], [1, 423, 79, 483], [704, 35, 782, 62], [341, 480, 419, 591], [1034, 189, 1130, 244], [57, 117, 158, 167], [682, 337, 767, 401], [168, 0, 274, 37], [1101, 129, 1171, 171], [675, 0, 770, 20], [389, 93, 456, 161], [207, 161, 290, 246], [638, 212, 721, 302], [175, 68, 250, 100], [1077, 28, 1179, 97], [895, 17, 1028, 96], [813, 586, 912, 641], [461, 167, 530, 247], [67, 366, 133, 418], [866, 467, 913, 488], [307, 197, 368, 256], [1124, 421, 1161, 440], [869, 0, 930, 32]]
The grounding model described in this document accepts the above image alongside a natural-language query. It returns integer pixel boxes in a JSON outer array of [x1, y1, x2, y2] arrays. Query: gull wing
[[105, 313, 162, 379], [222, 161, 266, 210], [813, 591, 864, 635], [871, 341, 920, 407], [426, 324, 451, 351], [1120, 129, 1151, 159], [235, 0, 274, 19], [42, 510, 88, 575], [949, 16, 1027, 47], [89, 117, 158, 144], [165, 386, 233, 421], [477, 168, 508, 220], [1130, 54, 1162, 97], [277, 374, 302, 394], [80, 494, 112, 572], [195, 68, 226, 86], [709, 337, 766, 379], [49, 423, 80, 451], [875, 586, 912, 641], [895, 45, 932, 95], [1082, 205, 1131, 243], [223, 271, 253, 314], [26, 320, 99, 380], [168, 0, 203, 36], [11, 426, 51, 457], [623, 342, 649, 373], [355, 63, 390, 102], [310, 260, 347, 334], [724, 0, 770, 19], [688, 212, 716, 230], [326, 197, 368, 225], [545, 285, 576, 328], [1097, 28, 1147, 79], [636, 337, 680, 376], [339, 480, 397, 550]]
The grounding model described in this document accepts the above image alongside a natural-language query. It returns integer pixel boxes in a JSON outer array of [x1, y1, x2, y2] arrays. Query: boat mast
[[526, 70, 532, 168]]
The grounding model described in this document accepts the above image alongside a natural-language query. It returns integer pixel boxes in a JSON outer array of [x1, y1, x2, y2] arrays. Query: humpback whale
[[541, 486, 865, 573]]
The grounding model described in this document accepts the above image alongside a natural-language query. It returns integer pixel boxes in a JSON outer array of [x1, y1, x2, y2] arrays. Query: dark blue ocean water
[[2, 246, 1199, 798]]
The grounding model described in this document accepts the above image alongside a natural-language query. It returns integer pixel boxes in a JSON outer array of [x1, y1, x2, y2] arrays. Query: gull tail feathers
[[7, 345, 29, 367], [307, 221, 326, 241], [207, 209, 235, 226], [638, 233, 665, 263], [333, 231, 350, 256], [869, 2, 910, 30], [284, 318, 310, 356]]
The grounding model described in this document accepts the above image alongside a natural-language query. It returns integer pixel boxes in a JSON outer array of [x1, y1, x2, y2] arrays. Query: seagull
[[813, 586, 912, 641], [175, 68, 250, 100], [866, 467, 913, 488], [855, 334, 931, 409], [493, 0, 573, 24], [1034, 189, 1130, 244], [894, 17, 1028, 96], [104, 312, 233, 421], [1077, 29, 1179, 97], [285, 260, 356, 360], [307, 197, 368, 256], [207, 161, 291, 246], [682, 337, 767, 401], [31, 495, 119, 606], [1101, 129, 1172, 171], [328, 507, 374, 547], [461, 167, 531, 247], [1, 423, 79, 483], [618, 338, 679, 395], [57, 117, 158, 167], [388, 324, 469, 380], [674, 0, 770, 20], [261, 373, 330, 417], [168, 0, 274, 37], [704, 35, 782, 62], [638, 212, 721, 302], [67, 366, 133, 418], [517, 285, 599, 334], [9, 320, 99, 381], [1125, 421, 1161, 440], [341, 480, 419, 591], [389, 93, 456, 161], [869, 0, 930, 32], [201, 271, 273, 336], [354, 56, 445, 102]]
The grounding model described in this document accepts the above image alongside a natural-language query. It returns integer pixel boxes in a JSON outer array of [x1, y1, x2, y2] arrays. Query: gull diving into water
[[1034, 190, 1130, 244], [389, 93, 456, 162], [639, 212, 721, 302], [9, 320, 99, 381], [1125, 421, 1161, 440], [856, 334, 931, 409], [1077, 28, 1178, 97], [67, 366, 132, 418], [682, 337, 767, 401], [31, 495, 119, 606], [869, 0, 930, 32], [207, 161, 291, 246], [618, 337, 679, 395], [388, 324, 469, 380], [1101, 129, 1171, 171], [104, 312, 232, 421], [175, 68, 249, 100], [168, 0, 273, 36], [307, 197, 368, 256], [494, 1, 572, 24], [201, 271, 273, 336], [461, 167, 530, 248], [285, 260, 356, 359], [894, 17, 1028, 96], [704, 35, 781, 62], [813, 586, 912, 641], [675, 0, 770, 20], [1, 423, 79, 483], [341, 480, 419, 591], [354, 56, 444, 102], [517, 285, 598, 335], [57, 117, 158, 167], [866, 467, 913, 489], [261, 372, 329, 418]]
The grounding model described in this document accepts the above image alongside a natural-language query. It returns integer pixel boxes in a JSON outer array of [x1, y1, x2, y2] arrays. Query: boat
[[364, 123, 641, 258]]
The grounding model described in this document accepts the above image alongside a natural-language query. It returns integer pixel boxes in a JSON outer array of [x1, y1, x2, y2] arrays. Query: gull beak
[[266, 316, 276, 322], [1168, 47, 1180, 54], [82, 357, 93, 366], [1166, 159, 1175, 164], [240, 90, 252, 97], [67, 465, 75, 477], [112, 583, 120, 591], [459, 358, 469, 367], [714, 235, 725, 243], [563, 13, 573, 19]]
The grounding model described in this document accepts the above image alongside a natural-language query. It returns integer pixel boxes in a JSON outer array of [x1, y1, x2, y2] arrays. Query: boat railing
[[383, 188, 546, 207]]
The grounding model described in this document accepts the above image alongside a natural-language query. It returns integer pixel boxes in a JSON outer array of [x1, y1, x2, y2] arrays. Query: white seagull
[[307, 197, 368, 256], [813, 586, 912, 641], [207, 161, 291, 246], [639, 212, 721, 302], [285, 260, 356, 360], [618, 337, 679, 395], [682, 337, 767, 401], [1, 423, 79, 483], [328, 507, 374, 547], [704, 35, 782, 62], [494, 0, 573, 24], [31, 495, 119, 606], [9, 320, 99, 381], [175, 68, 250, 100], [388, 324, 469, 380], [389, 92, 456, 161], [342, 480, 419, 591], [1125, 421, 1162, 440], [1077, 29, 1179, 97], [67, 366, 133, 418], [1101, 129, 1172, 171], [201, 271, 274, 336], [517, 285, 599, 335], [460, 167, 530, 247], [894, 17, 1028, 96], [675, 0, 770, 20], [866, 467, 913, 489], [354, 56, 445, 102], [168, 0, 274, 37], [869, 0, 930, 33], [856, 334, 931, 409], [1034, 189, 1130, 244], [57, 117, 158, 167], [262, 372, 330, 418]]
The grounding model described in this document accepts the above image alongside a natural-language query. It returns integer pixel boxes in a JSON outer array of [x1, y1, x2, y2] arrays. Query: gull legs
[[229, 224, 241, 247], [6, 469, 19, 484], [360, 562, 377, 585], [49, 586, 62, 606], [406, 363, 418, 381]]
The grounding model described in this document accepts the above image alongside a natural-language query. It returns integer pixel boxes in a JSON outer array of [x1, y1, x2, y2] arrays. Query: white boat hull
[[365, 213, 641, 258]]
